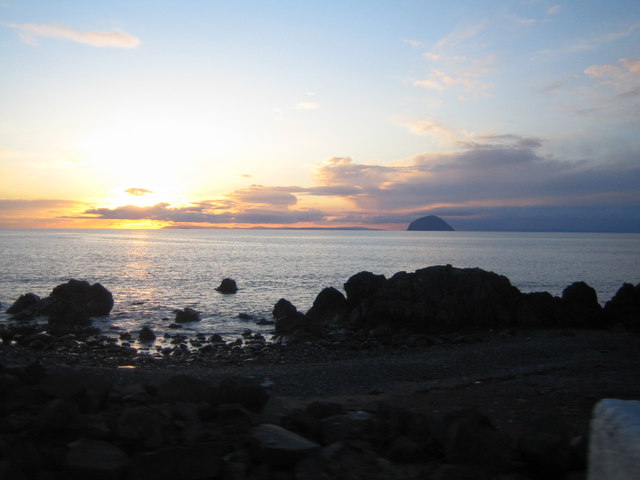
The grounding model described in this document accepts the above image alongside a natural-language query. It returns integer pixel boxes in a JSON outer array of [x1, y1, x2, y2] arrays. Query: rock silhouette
[[407, 215, 454, 231], [215, 278, 238, 294], [273, 264, 632, 343]]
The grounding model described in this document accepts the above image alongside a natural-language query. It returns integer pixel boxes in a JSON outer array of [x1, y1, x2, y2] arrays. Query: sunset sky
[[1, 0, 639, 231]]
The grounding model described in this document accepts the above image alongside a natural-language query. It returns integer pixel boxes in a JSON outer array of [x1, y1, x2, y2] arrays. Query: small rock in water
[[174, 307, 200, 323], [139, 326, 156, 342], [215, 278, 238, 294]]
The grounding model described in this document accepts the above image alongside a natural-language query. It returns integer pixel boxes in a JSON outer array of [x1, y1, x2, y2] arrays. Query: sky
[[1, 0, 639, 231]]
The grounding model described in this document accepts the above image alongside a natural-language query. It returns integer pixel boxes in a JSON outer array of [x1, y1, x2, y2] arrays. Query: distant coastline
[[162, 225, 383, 231]]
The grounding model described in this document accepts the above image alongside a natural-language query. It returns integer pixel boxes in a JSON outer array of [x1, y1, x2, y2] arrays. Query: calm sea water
[[1, 229, 639, 344]]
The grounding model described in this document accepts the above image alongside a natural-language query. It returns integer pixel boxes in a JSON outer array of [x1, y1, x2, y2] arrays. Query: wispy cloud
[[412, 22, 497, 101], [547, 5, 562, 16], [125, 188, 153, 196], [542, 22, 640, 55], [436, 22, 486, 48], [392, 118, 461, 143], [5, 23, 140, 48], [584, 57, 640, 95], [537, 78, 572, 94], [403, 38, 422, 47]]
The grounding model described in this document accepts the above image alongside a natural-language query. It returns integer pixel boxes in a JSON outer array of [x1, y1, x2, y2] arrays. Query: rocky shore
[[1, 265, 639, 479]]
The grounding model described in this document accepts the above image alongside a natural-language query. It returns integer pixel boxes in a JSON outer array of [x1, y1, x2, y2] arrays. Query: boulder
[[138, 326, 156, 342], [215, 377, 270, 413], [174, 307, 200, 323], [215, 278, 238, 294], [250, 424, 320, 466], [116, 405, 170, 450], [343, 271, 387, 306], [320, 410, 376, 444], [516, 291, 565, 327], [561, 281, 603, 327], [272, 299, 307, 338], [157, 375, 215, 403], [49, 280, 114, 317], [347, 265, 521, 332], [7, 293, 41, 317], [305, 287, 349, 334], [273, 298, 298, 320], [443, 409, 519, 473], [604, 282, 640, 329]]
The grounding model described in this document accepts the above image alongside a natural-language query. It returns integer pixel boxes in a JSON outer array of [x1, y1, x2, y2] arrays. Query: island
[[407, 215, 455, 231]]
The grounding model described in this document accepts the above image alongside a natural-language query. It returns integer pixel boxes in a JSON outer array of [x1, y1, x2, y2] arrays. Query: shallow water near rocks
[[1, 229, 639, 349]]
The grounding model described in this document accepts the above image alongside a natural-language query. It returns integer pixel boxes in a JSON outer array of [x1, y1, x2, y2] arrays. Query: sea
[[1, 229, 639, 347]]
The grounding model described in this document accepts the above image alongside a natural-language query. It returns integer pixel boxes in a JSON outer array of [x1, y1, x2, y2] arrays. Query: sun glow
[[77, 113, 216, 201]]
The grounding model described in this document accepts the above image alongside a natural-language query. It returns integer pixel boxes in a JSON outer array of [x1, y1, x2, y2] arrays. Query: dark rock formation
[[350, 266, 521, 332], [516, 291, 562, 327], [272, 264, 636, 343], [407, 215, 454, 231], [48, 280, 114, 317], [305, 287, 349, 334], [6, 293, 41, 316], [343, 271, 386, 306], [215, 278, 238, 294], [272, 299, 307, 339], [561, 281, 603, 327], [604, 282, 640, 329], [174, 307, 200, 323], [6, 281, 114, 336]]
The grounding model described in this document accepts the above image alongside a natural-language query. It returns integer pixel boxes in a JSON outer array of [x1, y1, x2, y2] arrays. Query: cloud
[[49, 132, 640, 232], [393, 118, 460, 143], [226, 185, 298, 207], [125, 188, 153, 196], [403, 39, 422, 47], [436, 22, 486, 48], [537, 78, 572, 94], [622, 58, 640, 73], [544, 22, 640, 55], [293, 101, 319, 110], [5, 23, 140, 48], [412, 51, 496, 100], [309, 135, 640, 218], [584, 57, 640, 96], [547, 5, 562, 15], [76, 202, 325, 225], [618, 85, 640, 99], [0, 199, 88, 227], [73, 184, 327, 226]]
